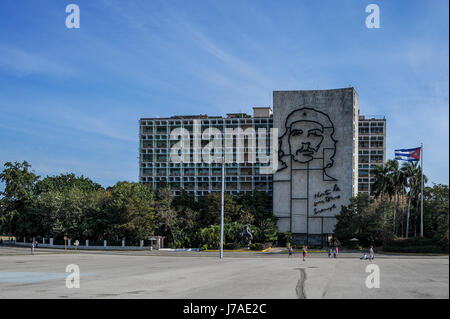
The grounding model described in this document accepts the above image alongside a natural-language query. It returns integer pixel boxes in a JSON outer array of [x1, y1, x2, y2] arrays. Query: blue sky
[[0, 0, 448, 187]]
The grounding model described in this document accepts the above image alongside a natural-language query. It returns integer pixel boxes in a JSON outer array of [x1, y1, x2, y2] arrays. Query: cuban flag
[[395, 147, 421, 161]]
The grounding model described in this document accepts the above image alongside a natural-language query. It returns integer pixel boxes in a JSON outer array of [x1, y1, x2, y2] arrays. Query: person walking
[[288, 246, 293, 258], [302, 246, 307, 261], [335, 246, 339, 258], [31, 240, 35, 255], [369, 245, 374, 262], [328, 248, 333, 258]]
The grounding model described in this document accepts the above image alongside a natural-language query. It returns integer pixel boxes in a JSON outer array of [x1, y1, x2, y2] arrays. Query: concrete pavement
[[0, 246, 448, 299]]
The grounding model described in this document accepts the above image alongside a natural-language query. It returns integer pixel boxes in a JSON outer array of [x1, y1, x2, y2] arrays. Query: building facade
[[139, 108, 273, 198], [272, 88, 359, 245], [139, 88, 385, 245], [357, 115, 387, 194]]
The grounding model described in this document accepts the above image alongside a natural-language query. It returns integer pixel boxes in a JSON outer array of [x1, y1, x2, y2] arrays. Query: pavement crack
[[296, 268, 307, 299]]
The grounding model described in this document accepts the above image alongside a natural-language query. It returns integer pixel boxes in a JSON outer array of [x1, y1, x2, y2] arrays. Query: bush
[[90, 240, 105, 246], [224, 222, 245, 245], [199, 225, 220, 249], [345, 241, 361, 249], [249, 243, 271, 250], [224, 242, 241, 250], [108, 240, 123, 246], [278, 231, 292, 247], [385, 238, 435, 247], [383, 238, 448, 253], [249, 243, 264, 250]]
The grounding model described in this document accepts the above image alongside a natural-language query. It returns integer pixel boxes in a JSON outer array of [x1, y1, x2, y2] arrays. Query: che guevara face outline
[[288, 120, 324, 163], [278, 107, 338, 181]]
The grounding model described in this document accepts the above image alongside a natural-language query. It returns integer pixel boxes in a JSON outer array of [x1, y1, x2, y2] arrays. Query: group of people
[[288, 244, 375, 261], [288, 245, 309, 261], [328, 246, 339, 258], [360, 245, 375, 262]]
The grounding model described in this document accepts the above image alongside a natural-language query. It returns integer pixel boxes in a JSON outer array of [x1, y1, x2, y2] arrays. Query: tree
[[386, 160, 406, 235], [104, 182, 157, 242], [0, 161, 39, 239], [400, 162, 427, 238], [224, 221, 245, 246], [199, 225, 221, 249], [423, 184, 449, 247], [256, 218, 278, 243], [237, 191, 274, 228], [35, 173, 102, 194], [334, 193, 389, 246], [198, 192, 242, 227], [155, 186, 178, 246], [372, 163, 391, 228]]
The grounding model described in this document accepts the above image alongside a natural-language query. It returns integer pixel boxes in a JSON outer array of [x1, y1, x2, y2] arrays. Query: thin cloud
[[0, 44, 78, 78]]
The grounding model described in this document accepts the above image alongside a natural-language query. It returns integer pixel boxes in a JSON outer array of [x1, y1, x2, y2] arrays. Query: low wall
[[159, 248, 200, 252], [13, 242, 152, 251]]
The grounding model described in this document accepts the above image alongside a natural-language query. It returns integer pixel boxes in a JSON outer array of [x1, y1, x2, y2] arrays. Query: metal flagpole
[[420, 143, 424, 237], [219, 144, 225, 259]]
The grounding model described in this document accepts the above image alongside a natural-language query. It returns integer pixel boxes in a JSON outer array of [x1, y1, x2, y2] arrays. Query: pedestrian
[[31, 241, 35, 255], [333, 247, 336, 258], [74, 240, 79, 251], [335, 246, 339, 258], [288, 246, 293, 258], [369, 245, 374, 262], [328, 248, 333, 258], [302, 246, 307, 261]]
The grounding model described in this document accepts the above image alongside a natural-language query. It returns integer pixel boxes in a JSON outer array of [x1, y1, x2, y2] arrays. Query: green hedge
[[224, 242, 241, 250], [249, 242, 271, 250], [383, 238, 448, 253]]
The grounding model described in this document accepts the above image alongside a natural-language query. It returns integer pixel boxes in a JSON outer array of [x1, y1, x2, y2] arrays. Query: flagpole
[[420, 143, 424, 237]]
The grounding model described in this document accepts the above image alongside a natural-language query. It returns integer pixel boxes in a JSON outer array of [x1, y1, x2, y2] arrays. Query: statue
[[241, 225, 254, 249]]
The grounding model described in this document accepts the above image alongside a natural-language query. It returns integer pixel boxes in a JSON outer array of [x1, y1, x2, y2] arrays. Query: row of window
[[358, 127, 384, 134], [167, 189, 274, 197], [140, 162, 270, 168], [140, 178, 271, 189], [358, 121, 384, 127], [148, 175, 269, 181], [141, 168, 273, 176], [359, 141, 384, 148], [359, 150, 384, 155], [359, 136, 384, 141], [140, 118, 273, 126]]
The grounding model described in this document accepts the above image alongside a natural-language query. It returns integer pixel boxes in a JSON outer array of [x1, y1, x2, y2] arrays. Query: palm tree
[[400, 162, 427, 238], [372, 164, 391, 226], [397, 170, 407, 236], [386, 160, 405, 236]]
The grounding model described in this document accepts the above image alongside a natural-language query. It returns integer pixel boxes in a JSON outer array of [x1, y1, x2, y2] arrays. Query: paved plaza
[[0, 246, 448, 299]]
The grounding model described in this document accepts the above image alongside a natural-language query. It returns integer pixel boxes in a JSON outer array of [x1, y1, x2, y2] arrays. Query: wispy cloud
[[0, 0, 448, 186], [0, 44, 78, 78]]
